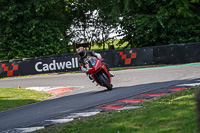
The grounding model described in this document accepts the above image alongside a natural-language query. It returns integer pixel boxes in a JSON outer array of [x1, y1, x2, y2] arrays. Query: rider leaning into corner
[[77, 47, 115, 78]]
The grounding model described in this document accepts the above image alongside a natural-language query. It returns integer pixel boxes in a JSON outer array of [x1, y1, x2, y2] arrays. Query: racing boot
[[109, 72, 115, 77], [89, 75, 95, 82]]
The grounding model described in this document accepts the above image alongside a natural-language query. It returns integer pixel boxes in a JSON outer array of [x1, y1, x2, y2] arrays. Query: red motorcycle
[[85, 56, 113, 90]]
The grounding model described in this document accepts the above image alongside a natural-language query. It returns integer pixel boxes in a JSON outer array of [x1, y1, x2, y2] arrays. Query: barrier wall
[[0, 42, 200, 78], [153, 42, 200, 64], [0, 54, 79, 78], [99, 47, 153, 68]]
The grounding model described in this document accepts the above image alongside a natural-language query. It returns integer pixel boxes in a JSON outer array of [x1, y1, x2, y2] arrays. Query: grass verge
[[36, 86, 199, 133], [0, 88, 52, 112]]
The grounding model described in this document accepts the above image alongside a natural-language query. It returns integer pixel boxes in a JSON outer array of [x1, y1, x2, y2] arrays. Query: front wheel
[[98, 73, 112, 90]]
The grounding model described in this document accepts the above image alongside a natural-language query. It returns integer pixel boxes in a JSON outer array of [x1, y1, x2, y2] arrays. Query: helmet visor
[[79, 52, 85, 57]]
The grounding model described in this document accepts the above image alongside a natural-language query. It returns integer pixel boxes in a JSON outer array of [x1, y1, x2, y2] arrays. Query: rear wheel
[[98, 73, 112, 90]]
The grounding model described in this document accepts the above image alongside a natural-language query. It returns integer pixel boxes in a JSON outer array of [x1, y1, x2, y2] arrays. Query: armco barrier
[[0, 42, 200, 78]]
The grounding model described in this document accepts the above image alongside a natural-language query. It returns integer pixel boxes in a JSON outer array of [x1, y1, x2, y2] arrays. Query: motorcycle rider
[[77, 47, 115, 77]]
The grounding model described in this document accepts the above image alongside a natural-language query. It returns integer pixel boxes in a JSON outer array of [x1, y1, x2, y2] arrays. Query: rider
[[77, 47, 115, 77]]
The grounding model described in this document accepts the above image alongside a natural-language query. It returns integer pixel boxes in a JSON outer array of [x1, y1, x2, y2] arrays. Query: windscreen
[[87, 57, 96, 67]]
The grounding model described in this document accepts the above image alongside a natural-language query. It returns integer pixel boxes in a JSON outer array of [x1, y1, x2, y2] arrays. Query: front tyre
[[99, 73, 112, 90]]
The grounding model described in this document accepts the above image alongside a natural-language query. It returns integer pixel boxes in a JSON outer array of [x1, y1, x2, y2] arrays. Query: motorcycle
[[85, 56, 113, 90]]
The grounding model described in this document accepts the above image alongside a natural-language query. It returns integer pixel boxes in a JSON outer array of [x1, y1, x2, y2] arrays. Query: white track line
[[117, 106, 142, 111], [15, 127, 44, 133], [44, 112, 100, 125], [68, 111, 100, 118], [24, 86, 84, 92], [177, 83, 200, 87], [25, 87, 52, 91], [46, 118, 74, 124]]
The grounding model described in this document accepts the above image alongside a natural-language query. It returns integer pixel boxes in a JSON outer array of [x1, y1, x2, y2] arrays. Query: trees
[[68, 0, 119, 51], [115, 0, 200, 48], [68, 10, 101, 52], [0, 0, 70, 60], [69, 0, 200, 49], [0, 0, 200, 60]]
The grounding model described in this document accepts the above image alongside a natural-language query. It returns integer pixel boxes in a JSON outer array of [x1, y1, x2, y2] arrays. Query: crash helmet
[[77, 47, 86, 57]]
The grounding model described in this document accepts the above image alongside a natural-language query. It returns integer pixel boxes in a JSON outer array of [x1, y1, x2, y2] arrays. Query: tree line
[[0, 0, 200, 60]]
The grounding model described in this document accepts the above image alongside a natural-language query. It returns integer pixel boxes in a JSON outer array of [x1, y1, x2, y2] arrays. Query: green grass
[[90, 39, 129, 51], [0, 88, 52, 112], [36, 86, 199, 133]]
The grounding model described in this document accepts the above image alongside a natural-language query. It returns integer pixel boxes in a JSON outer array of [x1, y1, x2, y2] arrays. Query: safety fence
[[0, 42, 200, 78]]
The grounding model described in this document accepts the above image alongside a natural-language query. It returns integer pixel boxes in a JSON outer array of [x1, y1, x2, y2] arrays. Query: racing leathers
[[78, 50, 114, 77]]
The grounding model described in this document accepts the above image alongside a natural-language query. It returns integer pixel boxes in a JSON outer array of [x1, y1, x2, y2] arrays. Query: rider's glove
[[81, 66, 88, 73], [100, 58, 104, 62]]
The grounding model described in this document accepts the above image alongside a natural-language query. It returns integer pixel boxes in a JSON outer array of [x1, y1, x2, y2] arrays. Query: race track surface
[[0, 63, 200, 132]]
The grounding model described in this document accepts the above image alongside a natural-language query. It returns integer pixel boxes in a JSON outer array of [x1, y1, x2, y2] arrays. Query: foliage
[[68, 0, 119, 51], [0, 0, 69, 60], [116, 0, 200, 48], [1, 0, 200, 59]]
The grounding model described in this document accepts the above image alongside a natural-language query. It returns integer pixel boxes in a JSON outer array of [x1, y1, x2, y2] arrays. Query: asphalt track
[[0, 63, 200, 132]]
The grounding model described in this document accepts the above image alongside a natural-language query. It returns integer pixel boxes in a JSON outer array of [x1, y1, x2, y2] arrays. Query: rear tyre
[[99, 73, 112, 90]]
